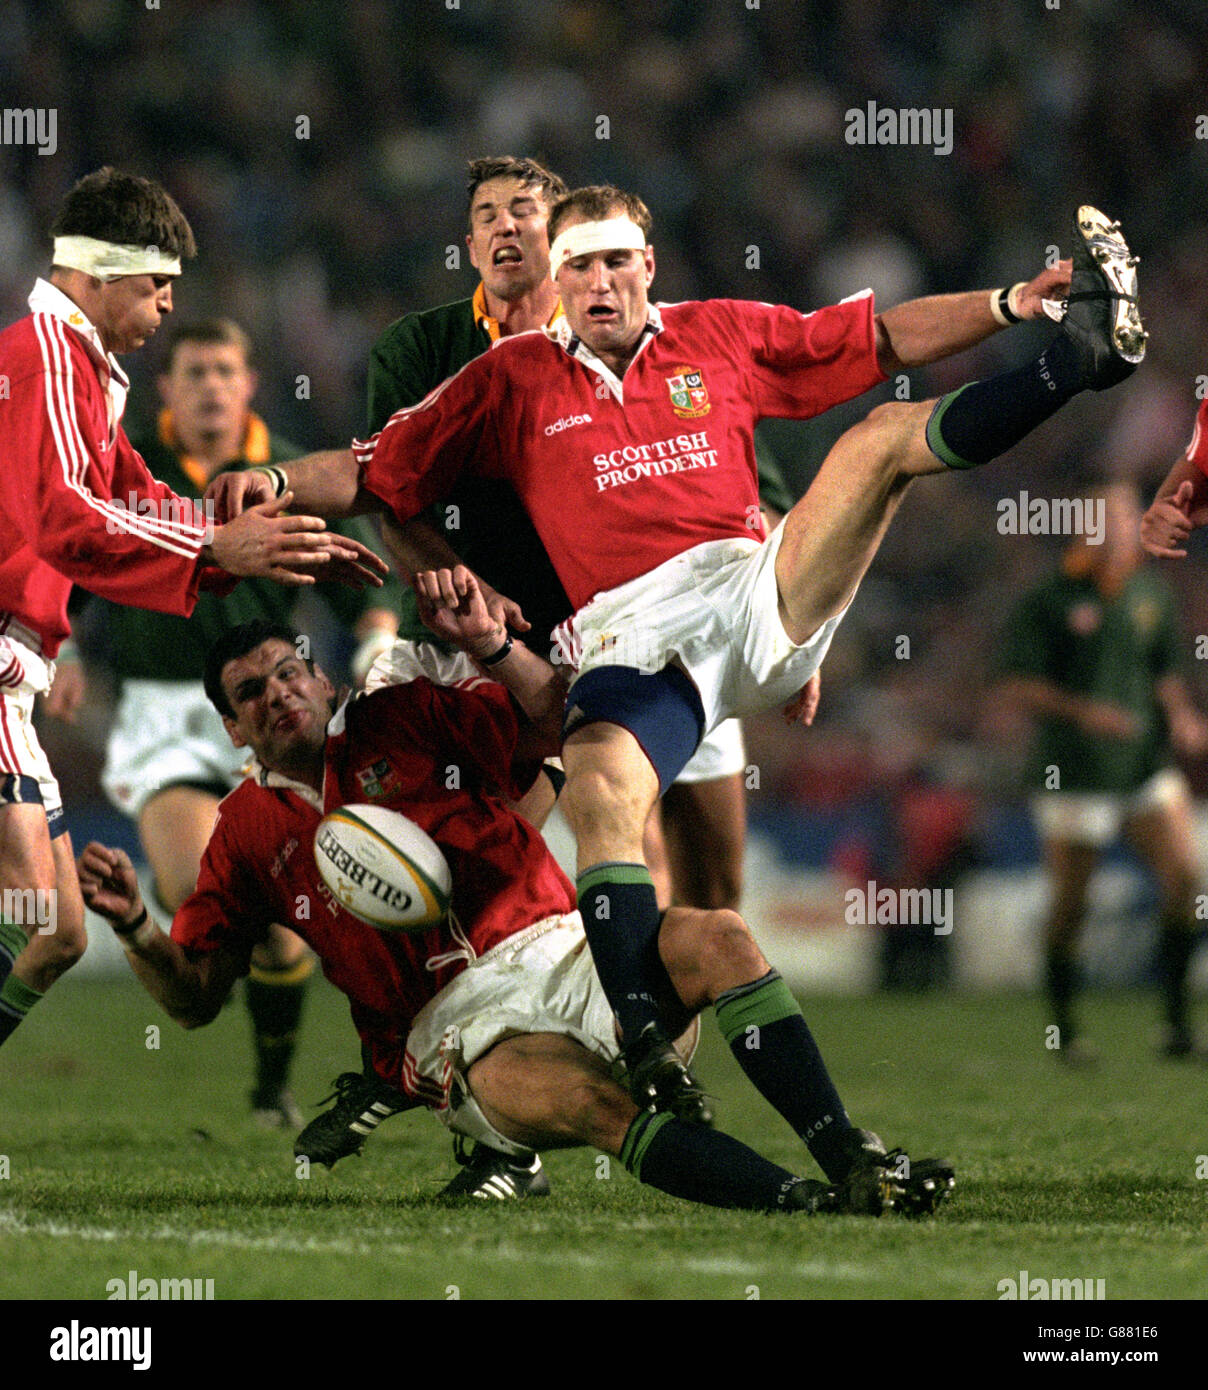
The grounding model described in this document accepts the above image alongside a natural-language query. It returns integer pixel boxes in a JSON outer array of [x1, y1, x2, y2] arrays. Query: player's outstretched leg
[[775, 205, 1144, 645], [659, 908, 954, 1214]]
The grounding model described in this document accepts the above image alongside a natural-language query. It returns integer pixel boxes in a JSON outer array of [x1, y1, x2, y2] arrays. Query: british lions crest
[[666, 365, 710, 419]]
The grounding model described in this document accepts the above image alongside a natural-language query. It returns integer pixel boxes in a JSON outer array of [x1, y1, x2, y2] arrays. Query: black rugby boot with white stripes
[[293, 1071, 408, 1168], [437, 1140, 551, 1199]]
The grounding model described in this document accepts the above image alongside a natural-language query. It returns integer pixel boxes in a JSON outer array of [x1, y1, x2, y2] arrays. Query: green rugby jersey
[[1000, 561, 1182, 793], [367, 288, 798, 651], [95, 413, 399, 682]]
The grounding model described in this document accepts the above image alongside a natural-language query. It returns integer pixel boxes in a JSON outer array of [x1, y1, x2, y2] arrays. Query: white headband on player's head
[[548, 216, 648, 278], [52, 235, 182, 282]]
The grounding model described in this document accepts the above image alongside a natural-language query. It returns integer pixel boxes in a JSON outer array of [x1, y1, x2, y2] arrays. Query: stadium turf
[[2, 973, 1206, 1302]]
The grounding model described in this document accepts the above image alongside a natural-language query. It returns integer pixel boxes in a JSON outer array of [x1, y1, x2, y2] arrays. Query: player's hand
[[782, 671, 821, 726], [78, 843, 144, 928], [1141, 482, 1202, 558], [205, 468, 276, 523], [478, 579, 531, 634], [1078, 700, 1139, 741], [1169, 707, 1208, 758], [206, 493, 388, 588], [42, 660, 86, 723], [1015, 260, 1072, 320], [414, 566, 505, 655]]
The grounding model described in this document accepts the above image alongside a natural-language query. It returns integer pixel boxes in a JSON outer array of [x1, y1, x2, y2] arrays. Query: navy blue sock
[[620, 1110, 806, 1211], [1156, 913, 1196, 1036], [715, 971, 854, 1181], [576, 863, 665, 1045], [926, 333, 1085, 469], [1045, 946, 1077, 1041]]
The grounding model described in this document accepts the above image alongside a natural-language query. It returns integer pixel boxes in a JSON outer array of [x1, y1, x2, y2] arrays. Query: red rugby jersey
[[355, 294, 884, 610], [172, 679, 575, 1095], [0, 281, 222, 657], [1187, 397, 1208, 477]]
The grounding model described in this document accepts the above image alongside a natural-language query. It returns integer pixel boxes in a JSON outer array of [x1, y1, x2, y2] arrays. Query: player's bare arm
[[874, 261, 1071, 372], [381, 513, 530, 633], [204, 491, 388, 589], [1155, 674, 1208, 756], [206, 448, 374, 521], [414, 566, 567, 749], [77, 843, 244, 1026], [1001, 675, 1139, 741], [1141, 456, 1208, 558]]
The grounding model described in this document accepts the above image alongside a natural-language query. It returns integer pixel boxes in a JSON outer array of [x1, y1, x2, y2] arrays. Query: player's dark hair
[[163, 319, 254, 371], [204, 620, 311, 719], [465, 156, 567, 227], [547, 186, 653, 245], [51, 167, 197, 262]]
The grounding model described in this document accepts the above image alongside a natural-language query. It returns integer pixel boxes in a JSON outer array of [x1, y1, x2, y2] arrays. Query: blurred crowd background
[[4, 0, 1208, 945]]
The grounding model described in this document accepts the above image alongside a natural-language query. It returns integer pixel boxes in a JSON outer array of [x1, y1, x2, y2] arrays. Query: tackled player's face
[[467, 177, 552, 302], [160, 342, 256, 447], [220, 639, 335, 774], [93, 273, 176, 353], [555, 236, 654, 366]]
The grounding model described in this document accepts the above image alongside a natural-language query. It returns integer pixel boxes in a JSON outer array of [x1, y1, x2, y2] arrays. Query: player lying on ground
[[0, 167, 386, 1055], [207, 193, 1143, 1126], [79, 599, 952, 1214]]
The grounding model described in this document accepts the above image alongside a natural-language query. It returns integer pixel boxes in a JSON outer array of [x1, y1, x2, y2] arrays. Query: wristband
[[112, 905, 148, 938], [251, 465, 288, 498], [541, 761, 567, 797], [478, 632, 514, 667], [989, 287, 1019, 326], [114, 906, 156, 951]]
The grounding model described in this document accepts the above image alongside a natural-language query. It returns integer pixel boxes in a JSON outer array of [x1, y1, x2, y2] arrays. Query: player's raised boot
[[624, 1021, 714, 1127], [1061, 205, 1146, 390], [437, 1140, 551, 1199], [293, 1070, 408, 1168]]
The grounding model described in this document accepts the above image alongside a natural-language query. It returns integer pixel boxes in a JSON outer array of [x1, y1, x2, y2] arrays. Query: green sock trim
[[715, 974, 801, 1045], [0, 971, 43, 1014], [576, 863, 654, 897], [0, 920, 28, 961], [619, 1110, 675, 1181], [925, 385, 980, 469]]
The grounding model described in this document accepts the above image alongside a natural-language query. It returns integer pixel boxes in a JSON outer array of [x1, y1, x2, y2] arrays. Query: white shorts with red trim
[[554, 524, 847, 737], [0, 635, 64, 834]]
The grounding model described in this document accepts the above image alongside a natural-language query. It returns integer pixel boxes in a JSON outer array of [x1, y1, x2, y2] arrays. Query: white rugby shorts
[[366, 639, 749, 784], [0, 634, 64, 833], [1031, 768, 1189, 848], [102, 679, 251, 819], [554, 523, 847, 737]]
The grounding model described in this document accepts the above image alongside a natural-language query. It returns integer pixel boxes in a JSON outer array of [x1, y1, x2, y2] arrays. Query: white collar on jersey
[[247, 695, 352, 812], [27, 277, 130, 391], [551, 302, 664, 404]]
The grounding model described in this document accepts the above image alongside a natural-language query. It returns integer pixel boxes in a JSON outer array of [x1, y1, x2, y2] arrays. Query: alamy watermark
[[998, 1269, 1106, 1300], [844, 880, 953, 935], [997, 492, 1104, 544], [845, 101, 952, 157], [106, 1269, 214, 1300], [3, 887, 56, 935], [105, 494, 215, 542], [1, 108, 57, 157]]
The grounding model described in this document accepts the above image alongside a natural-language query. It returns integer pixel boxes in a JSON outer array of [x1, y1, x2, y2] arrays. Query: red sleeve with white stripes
[[1187, 397, 1208, 478], [7, 318, 207, 615], [351, 351, 498, 525]]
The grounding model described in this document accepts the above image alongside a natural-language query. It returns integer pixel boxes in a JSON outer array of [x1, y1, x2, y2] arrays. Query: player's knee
[[697, 908, 765, 982]]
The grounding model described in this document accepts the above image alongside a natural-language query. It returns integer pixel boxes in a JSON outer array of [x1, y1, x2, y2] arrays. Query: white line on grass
[[0, 1209, 870, 1280]]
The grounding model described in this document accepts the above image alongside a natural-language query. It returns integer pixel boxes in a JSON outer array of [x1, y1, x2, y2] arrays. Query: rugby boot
[[1061, 205, 1146, 389]]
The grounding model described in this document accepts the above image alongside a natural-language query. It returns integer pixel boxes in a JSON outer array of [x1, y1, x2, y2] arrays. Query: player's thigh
[[0, 800, 57, 898], [1125, 794, 1198, 905], [661, 772, 746, 910], [138, 785, 223, 912], [467, 1032, 639, 1154], [1042, 838, 1099, 922], [2, 817, 87, 981], [251, 921, 309, 971]]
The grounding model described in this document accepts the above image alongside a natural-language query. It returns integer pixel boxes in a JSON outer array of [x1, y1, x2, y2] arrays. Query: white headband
[[549, 217, 647, 278], [52, 235, 182, 281]]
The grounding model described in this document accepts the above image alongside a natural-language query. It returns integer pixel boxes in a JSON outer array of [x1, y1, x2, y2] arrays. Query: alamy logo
[[544, 413, 592, 436], [997, 1270, 1106, 1300], [997, 492, 1105, 544], [844, 881, 952, 934], [1, 108, 57, 157], [845, 101, 953, 157]]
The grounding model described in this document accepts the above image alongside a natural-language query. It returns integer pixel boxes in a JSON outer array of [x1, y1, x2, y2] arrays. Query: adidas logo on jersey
[[544, 412, 592, 436]]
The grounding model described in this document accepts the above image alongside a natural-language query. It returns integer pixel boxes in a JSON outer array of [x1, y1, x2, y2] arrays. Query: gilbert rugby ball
[[313, 804, 452, 931]]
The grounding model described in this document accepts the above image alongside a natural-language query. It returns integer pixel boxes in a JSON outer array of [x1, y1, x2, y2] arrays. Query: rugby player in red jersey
[[0, 169, 385, 1053], [1141, 395, 1208, 558], [209, 192, 1142, 1122], [78, 586, 953, 1214]]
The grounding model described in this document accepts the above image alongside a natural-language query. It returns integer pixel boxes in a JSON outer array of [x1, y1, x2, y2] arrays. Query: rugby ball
[[313, 804, 451, 931]]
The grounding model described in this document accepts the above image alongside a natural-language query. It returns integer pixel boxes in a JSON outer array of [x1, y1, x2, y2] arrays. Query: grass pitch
[[2, 973, 1206, 1302]]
